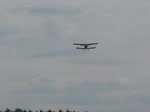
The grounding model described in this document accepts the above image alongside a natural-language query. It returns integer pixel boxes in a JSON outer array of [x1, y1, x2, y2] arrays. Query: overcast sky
[[0, 0, 150, 112]]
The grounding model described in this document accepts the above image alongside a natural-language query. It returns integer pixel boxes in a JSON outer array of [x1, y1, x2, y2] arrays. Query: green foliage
[[1, 108, 84, 112]]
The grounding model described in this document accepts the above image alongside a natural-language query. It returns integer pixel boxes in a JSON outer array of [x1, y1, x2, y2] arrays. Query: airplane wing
[[87, 47, 96, 49], [87, 43, 98, 46], [73, 43, 85, 46], [76, 47, 85, 49]]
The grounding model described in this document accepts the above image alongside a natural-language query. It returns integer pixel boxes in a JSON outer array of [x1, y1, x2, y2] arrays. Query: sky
[[0, 0, 150, 112]]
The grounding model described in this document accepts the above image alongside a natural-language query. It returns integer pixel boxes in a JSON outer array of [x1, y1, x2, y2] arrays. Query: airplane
[[73, 43, 98, 51]]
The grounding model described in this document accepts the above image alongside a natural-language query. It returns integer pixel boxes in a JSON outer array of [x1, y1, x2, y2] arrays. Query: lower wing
[[87, 47, 96, 49], [76, 47, 85, 49]]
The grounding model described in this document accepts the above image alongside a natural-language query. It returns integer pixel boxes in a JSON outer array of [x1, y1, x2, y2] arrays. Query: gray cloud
[[0, 26, 17, 37], [27, 7, 81, 15], [9, 79, 127, 106], [0, 0, 150, 112]]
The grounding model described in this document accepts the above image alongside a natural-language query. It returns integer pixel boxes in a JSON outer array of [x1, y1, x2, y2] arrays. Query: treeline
[[0, 108, 86, 112]]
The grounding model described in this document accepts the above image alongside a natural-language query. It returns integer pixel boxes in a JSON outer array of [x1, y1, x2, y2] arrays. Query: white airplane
[[73, 43, 98, 51]]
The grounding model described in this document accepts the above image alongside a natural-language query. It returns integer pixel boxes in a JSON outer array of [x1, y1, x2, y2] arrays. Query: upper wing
[[73, 43, 85, 46], [87, 43, 99, 46]]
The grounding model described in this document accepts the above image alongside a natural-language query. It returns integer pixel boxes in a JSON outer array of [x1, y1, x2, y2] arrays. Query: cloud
[[0, 0, 150, 112], [7, 79, 127, 106], [21, 7, 81, 15]]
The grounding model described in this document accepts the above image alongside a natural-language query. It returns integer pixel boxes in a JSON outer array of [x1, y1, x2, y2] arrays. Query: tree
[[66, 109, 70, 112], [15, 108, 23, 112], [5, 108, 11, 112], [58, 109, 63, 112], [47, 109, 52, 112]]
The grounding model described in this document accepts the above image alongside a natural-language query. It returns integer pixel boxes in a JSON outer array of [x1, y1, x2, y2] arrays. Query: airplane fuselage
[[84, 45, 88, 49]]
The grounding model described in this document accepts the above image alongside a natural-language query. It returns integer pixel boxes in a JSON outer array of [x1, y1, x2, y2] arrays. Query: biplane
[[73, 43, 98, 51]]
